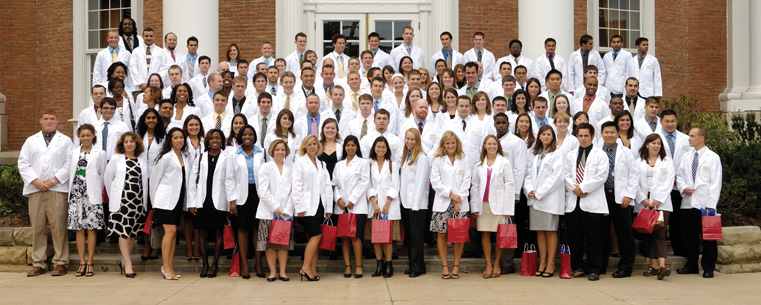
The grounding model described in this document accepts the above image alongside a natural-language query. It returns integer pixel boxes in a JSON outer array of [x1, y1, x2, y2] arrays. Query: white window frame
[[368, 16, 418, 54], [315, 16, 366, 59], [588, 0, 655, 55]]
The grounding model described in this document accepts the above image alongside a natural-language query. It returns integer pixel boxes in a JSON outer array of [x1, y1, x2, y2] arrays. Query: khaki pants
[[28, 191, 69, 268]]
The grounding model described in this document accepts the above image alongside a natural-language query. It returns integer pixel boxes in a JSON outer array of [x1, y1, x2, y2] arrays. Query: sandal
[[535, 268, 545, 277], [451, 265, 460, 279], [75, 264, 86, 277], [483, 266, 493, 279], [441, 265, 451, 279], [491, 266, 501, 278], [643, 266, 657, 277], [85, 264, 95, 277]]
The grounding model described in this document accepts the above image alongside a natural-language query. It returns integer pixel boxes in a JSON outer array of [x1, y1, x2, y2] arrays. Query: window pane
[[123, 8, 131, 19], [88, 11, 98, 30], [323, 42, 334, 55], [323, 21, 339, 40], [620, 0, 629, 10], [393, 42, 402, 49], [628, 31, 640, 48], [110, 9, 121, 28], [123, 0, 131, 8], [88, 30, 100, 49], [379, 42, 394, 54], [376, 21, 392, 40], [619, 9, 629, 28], [89, 0, 98, 10], [600, 0, 608, 7], [342, 21, 360, 40], [620, 30, 629, 48], [610, 0, 619, 9], [599, 9, 608, 28], [631, 0, 640, 9], [394, 21, 410, 40], [100, 30, 110, 48], [110, 0, 120, 9], [630, 12, 640, 29], [599, 29, 609, 47], [100, 10, 110, 28], [100, 0, 109, 9], [344, 42, 359, 58]]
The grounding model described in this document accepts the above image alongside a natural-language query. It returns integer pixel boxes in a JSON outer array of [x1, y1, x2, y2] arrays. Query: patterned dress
[[67, 152, 105, 230], [108, 157, 146, 238]]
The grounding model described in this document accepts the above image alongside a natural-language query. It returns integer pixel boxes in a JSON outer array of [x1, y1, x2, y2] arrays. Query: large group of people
[[17, 16, 722, 282]]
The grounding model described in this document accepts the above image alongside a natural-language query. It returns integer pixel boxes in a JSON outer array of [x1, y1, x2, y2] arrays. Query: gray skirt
[[529, 206, 559, 231]]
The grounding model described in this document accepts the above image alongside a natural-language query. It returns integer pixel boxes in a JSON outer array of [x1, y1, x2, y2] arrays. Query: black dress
[[318, 150, 338, 179], [108, 157, 146, 238], [194, 153, 227, 230], [153, 166, 185, 226]]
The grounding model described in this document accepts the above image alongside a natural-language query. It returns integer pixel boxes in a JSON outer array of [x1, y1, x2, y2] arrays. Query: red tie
[[418, 121, 423, 134], [171, 51, 176, 62], [583, 96, 593, 113]]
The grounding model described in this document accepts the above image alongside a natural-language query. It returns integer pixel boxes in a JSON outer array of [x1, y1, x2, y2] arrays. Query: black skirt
[[153, 167, 186, 226], [234, 183, 260, 230], [331, 212, 368, 240], [298, 203, 324, 237], [194, 199, 228, 230]]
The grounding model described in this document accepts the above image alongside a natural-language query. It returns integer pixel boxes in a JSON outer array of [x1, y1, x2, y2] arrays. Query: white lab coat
[[273, 91, 306, 119], [257, 161, 295, 219], [627, 53, 662, 97], [18, 132, 73, 196], [530, 54, 568, 91], [635, 157, 675, 212], [346, 115, 375, 141], [633, 117, 662, 143], [572, 86, 611, 104], [499, 132, 528, 194], [159, 48, 190, 87], [602, 144, 640, 204], [572, 96, 611, 129], [188, 151, 237, 211], [359, 130, 403, 164], [93, 47, 132, 89], [320, 51, 350, 77], [567, 49, 606, 90], [226, 95, 258, 119], [77, 107, 100, 130], [104, 154, 150, 212], [320, 107, 356, 136], [457, 83, 497, 102], [293, 114, 329, 140], [430, 49, 465, 78], [399, 117, 442, 157], [557, 134, 580, 155], [677, 146, 722, 210], [463, 48, 496, 81], [430, 156, 472, 213], [185, 54, 201, 79], [291, 154, 333, 217], [564, 147, 609, 214], [399, 154, 432, 211], [657, 129, 690, 176], [167, 105, 201, 131], [523, 150, 565, 215], [443, 115, 488, 167], [127, 44, 164, 92], [231, 148, 265, 207], [141, 135, 162, 179], [368, 159, 401, 220], [263, 132, 302, 165], [118, 35, 144, 53], [332, 157, 371, 215], [67, 147, 106, 206], [390, 43, 426, 70], [191, 92, 214, 119], [626, 96, 646, 122], [149, 151, 191, 211], [248, 113, 276, 145], [602, 49, 632, 94], [95, 117, 129, 161], [189, 73, 211, 100], [285, 50, 304, 78], [494, 55, 533, 79], [371, 49, 395, 69], [470, 155, 516, 216], [529, 114, 554, 138]]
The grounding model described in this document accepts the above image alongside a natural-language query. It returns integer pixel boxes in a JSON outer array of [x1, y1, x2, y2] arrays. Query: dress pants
[[28, 191, 69, 268], [501, 191, 534, 268], [682, 208, 718, 272], [425, 185, 435, 244], [566, 200, 605, 274], [668, 190, 686, 257], [401, 205, 427, 273], [601, 189, 635, 274]]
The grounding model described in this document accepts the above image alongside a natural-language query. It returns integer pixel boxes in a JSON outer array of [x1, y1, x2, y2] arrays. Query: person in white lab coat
[[430, 131, 472, 280], [635, 133, 675, 280], [367, 136, 402, 278], [225, 43, 241, 75], [292, 135, 333, 281], [494, 39, 534, 80], [67, 124, 106, 277], [184, 37, 201, 80], [360, 109, 404, 164], [529, 98, 554, 138], [463, 32, 497, 81], [332, 136, 371, 278], [345, 94, 376, 141], [471, 91, 497, 135], [265, 109, 302, 164], [634, 98, 662, 142], [201, 91, 234, 138], [78, 85, 107, 130], [285, 32, 307, 77], [602, 35, 632, 96], [676, 127, 722, 278], [188, 129, 237, 278], [430, 32, 465, 79], [104, 132, 150, 278], [256, 139, 296, 281], [443, 96, 489, 167], [614, 111, 641, 153], [390, 26, 426, 71], [470, 135, 516, 278], [159, 33, 190, 87], [18, 111, 73, 277], [117, 17, 142, 53], [95, 98, 130, 162], [567, 35, 607, 92], [624, 78, 646, 122], [627, 37, 662, 98], [571, 66, 611, 105], [530, 38, 567, 91], [554, 112, 579, 154], [398, 129, 432, 277], [134, 108, 165, 261], [150, 128, 191, 280], [128, 28, 163, 95], [93, 30, 132, 90]]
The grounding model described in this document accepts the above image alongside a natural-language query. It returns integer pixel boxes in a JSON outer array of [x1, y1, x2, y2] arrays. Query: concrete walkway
[[0, 270, 758, 304]]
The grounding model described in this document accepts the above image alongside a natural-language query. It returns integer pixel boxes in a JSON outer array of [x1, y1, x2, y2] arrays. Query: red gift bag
[[223, 219, 235, 249], [559, 244, 572, 279], [268, 218, 292, 246], [632, 208, 659, 234], [447, 217, 470, 243], [371, 216, 393, 244], [702, 215, 723, 240], [337, 212, 357, 238], [318, 219, 338, 250], [229, 245, 240, 277], [520, 244, 537, 276], [497, 216, 518, 249], [142, 210, 154, 234]]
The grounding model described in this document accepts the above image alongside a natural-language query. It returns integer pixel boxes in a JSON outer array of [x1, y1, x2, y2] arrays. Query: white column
[[519, 0, 574, 64], [721, 0, 760, 112], [276, 0, 304, 58], [742, 0, 761, 98], [430, 0, 457, 61], [163, 0, 219, 71]]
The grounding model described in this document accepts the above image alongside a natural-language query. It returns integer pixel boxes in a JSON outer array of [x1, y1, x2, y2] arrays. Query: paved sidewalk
[[1, 270, 759, 304]]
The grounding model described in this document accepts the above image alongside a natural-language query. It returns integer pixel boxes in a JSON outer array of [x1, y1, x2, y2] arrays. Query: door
[[368, 14, 419, 54], [315, 14, 366, 59]]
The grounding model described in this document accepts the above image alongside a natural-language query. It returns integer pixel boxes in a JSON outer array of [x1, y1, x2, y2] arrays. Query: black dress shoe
[[677, 267, 699, 274], [588, 273, 600, 281], [409, 271, 421, 278], [703, 271, 714, 278], [612, 270, 631, 278], [404, 269, 412, 275]]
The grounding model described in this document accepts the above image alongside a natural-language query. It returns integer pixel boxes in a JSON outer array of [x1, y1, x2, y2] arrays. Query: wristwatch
[[51, 179, 58, 186]]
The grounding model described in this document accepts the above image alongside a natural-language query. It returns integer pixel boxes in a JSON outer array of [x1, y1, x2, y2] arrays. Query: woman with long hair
[[168, 83, 200, 130], [135, 108, 165, 260], [426, 82, 444, 119], [227, 43, 241, 74], [318, 118, 343, 178], [471, 91, 495, 134], [553, 112, 579, 154], [454, 64, 466, 89], [439, 68, 457, 90], [398, 56, 414, 78], [418, 67, 431, 89], [525, 78, 542, 107], [264, 109, 301, 164], [437, 88, 459, 127], [182, 114, 204, 261], [507, 90, 531, 135], [572, 111, 590, 136], [225, 114, 249, 154], [368, 136, 401, 278], [399, 128, 432, 278], [552, 94, 572, 118], [615, 111, 641, 152]]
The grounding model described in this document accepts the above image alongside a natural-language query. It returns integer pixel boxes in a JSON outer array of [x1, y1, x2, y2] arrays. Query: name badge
[[354, 172, 361, 178], [620, 159, 627, 165], [702, 166, 711, 171], [409, 166, 416, 173], [543, 163, 551, 169], [429, 134, 436, 139], [498, 172, 505, 177], [660, 167, 667, 173], [390, 143, 398, 149], [504, 151, 510, 157], [470, 130, 478, 136], [457, 169, 465, 175]]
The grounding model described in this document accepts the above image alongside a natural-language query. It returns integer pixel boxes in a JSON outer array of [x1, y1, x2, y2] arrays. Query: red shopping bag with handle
[[702, 215, 723, 240], [318, 218, 338, 250], [268, 216, 293, 246], [142, 210, 153, 234], [229, 245, 240, 277], [223, 218, 235, 249], [559, 244, 572, 279], [337, 212, 357, 238], [371, 215, 393, 244], [447, 217, 470, 243], [520, 243, 538, 276], [497, 216, 518, 249], [632, 208, 659, 234]]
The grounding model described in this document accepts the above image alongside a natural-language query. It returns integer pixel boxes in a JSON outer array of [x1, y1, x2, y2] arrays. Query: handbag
[[318, 218, 338, 250], [268, 215, 293, 246], [223, 218, 235, 249], [371, 214, 393, 244], [447, 216, 470, 243], [559, 244, 572, 279], [702, 215, 723, 241], [337, 210, 357, 238], [228, 245, 240, 277], [520, 243, 538, 276], [142, 210, 154, 234], [654, 210, 666, 231], [150, 224, 164, 249], [496, 216, 518, 249], [632, 208, 659, 234]]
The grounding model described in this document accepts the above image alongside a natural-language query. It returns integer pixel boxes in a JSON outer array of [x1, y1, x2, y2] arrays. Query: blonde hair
[[299, 135, 323, 156], [268, 139, 290, 157], [402, 128, 424, 165], [553, 111, 571, 124], [478, 135, 504, 165], [434, 131, 465, 159]]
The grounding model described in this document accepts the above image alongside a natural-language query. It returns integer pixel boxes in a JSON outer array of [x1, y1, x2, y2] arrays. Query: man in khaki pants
[[17, 110, 73, 276]]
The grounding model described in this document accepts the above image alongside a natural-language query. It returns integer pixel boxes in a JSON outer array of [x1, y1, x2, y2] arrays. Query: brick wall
[[458, 0, 519, 59], [143, 0, 164, 46], [574, 0, 588, 47], [218, 0, 276, 64], [0, 1, 74, 149]]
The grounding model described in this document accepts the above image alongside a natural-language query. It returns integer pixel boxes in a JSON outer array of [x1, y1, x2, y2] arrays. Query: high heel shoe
[[161, 267, 178, 280], [451, 265, 460, 279], [207, 264, 218, 278], [299, 268, 319, 281], [383, 260, 394, 278], [119, 262, 124, 275], [199, 264, 209, 278], [344, 265, 352, 278], [75, 264, 86, 277], [371, 260, 386, 277], [354, 265, 364, 279], [86, 264, 95, 277]]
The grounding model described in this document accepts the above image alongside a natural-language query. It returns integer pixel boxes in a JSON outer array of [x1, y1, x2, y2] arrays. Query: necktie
[[638, 55, 644, 68], [691, 151, 699, 181], [44, 133, 52, 147], [284, 96, 291, 110], [548, 53, 555, 70], [335, 109, 341, 123], [576, 150, 586, 184], [261, 117, 268, 147], [582, 51, 589, 68], [351, 92, 359, 112], [189, 56, 195, 75], [126, 37, 132, 50], [270, 86, 277, 96], [418, 121, 423, 134], [667, 134, 675, 158], [477, 49, 482, 62], [583, 96, 593, 113], [407, 46, 412, 56], [171, 50, 176, 62], [112, 49, 118, 63], [374, 100, 380, 111], [146, 46, 152, 68], [102, 122, 109, 151], [461, 119, 467, 131], [337, 55, 345, 78], [649, 120, 657, 132], [203, 76, 207, 88], [299, 53, 304, 65], [605, 146, 615, 187], [445, 50, 452, 68], [361, 119, 368, 138], [310, 117, 318, 136], [234, 99, 242, 114], [215, 115, 221, 129], [612, 51, 618, 61]]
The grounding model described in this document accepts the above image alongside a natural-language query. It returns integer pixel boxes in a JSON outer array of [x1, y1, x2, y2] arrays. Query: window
[[87, 0, 133, 87], [322, 20, 361, 58], [598, 0, 641, 49], [373, 21, 411, 54]]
